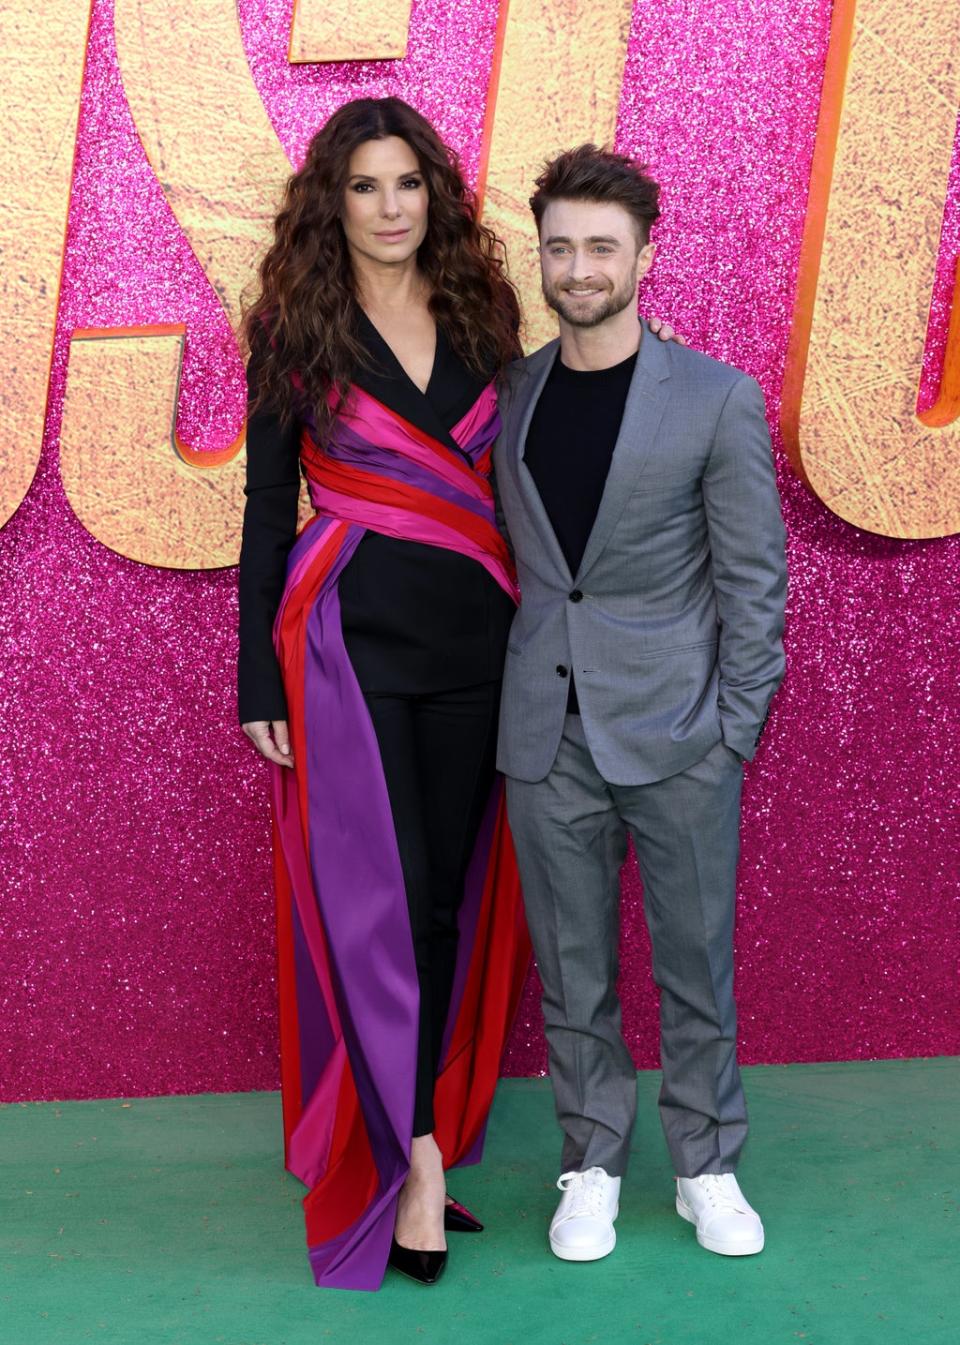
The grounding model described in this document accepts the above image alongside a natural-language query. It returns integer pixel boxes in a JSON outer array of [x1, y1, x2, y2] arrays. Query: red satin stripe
[[272, 522, 359, 1152], [336, 384, 492, 484], [309, 457, 514, 576], [433, 796, 529, 1163], [272, 820, 301, 1154], [303, 1070, 380, 1245]]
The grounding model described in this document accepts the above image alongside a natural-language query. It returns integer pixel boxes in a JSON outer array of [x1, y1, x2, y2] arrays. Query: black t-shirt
[[523, 349, 637, 577], [523, 347, 637, 712]]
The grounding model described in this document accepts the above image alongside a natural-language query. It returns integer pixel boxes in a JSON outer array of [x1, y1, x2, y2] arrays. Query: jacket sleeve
[[702, 374, 788, 760], [237, 344, 302, 725]]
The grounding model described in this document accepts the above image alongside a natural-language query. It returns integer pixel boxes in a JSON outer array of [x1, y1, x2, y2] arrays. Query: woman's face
[[341, 136, 429, 269]]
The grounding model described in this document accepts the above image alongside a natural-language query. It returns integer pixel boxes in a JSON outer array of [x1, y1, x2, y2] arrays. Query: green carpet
[[1, 1059, 957, 1345]]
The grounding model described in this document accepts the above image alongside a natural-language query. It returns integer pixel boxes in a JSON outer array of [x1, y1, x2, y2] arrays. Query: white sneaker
[[675, 1173, 765, 1256], [548, 1167, 620, 1262]]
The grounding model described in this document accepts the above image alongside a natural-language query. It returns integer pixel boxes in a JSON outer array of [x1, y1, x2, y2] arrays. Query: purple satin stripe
[[307, 489, 518, 602], [292, 897, 335, 1109], [457, 421, 499, 461], [327, 416, 490, 500], [332, 383, 498, 463], [313, 445, 494, 522], [274, 760, 347, 1191], [450, 382, 500, 447], [274, 516, 343, 635], [309, 1177, 404, 1290], [456, 1118, 489, 1170], [285, 513, 339, 576], [299, 536, 419, 1287]]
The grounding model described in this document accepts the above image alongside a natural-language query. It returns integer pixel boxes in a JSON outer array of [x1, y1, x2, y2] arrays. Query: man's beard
[[542, 274, 638, 329]]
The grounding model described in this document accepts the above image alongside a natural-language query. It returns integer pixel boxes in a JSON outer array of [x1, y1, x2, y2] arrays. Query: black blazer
[[237, 316, 514, 723]]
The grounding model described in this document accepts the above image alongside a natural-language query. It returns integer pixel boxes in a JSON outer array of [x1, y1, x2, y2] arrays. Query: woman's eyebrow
[[347, 172, 422, 182]]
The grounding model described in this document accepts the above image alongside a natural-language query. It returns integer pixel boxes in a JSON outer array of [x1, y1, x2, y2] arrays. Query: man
[[495, 145, 787, 1262]]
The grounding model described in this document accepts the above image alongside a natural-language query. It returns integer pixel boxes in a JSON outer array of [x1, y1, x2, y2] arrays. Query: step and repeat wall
[[1, 0, 958, 1100]]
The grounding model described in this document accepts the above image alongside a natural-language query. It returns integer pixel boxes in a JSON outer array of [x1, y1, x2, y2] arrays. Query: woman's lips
[[374, 228, 410, 241]]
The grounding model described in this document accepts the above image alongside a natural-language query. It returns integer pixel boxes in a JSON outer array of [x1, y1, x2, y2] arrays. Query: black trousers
[[362, 681, 501, 1136]]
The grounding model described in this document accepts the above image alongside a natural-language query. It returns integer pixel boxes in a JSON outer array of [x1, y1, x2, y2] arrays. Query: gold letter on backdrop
[[782, 0, 960, 539], [61, 0, 413, 568], [289, 0, 412, 62], [477, 0, 634, 351], [0, 1, 90, 529], [60, 0, 291, 568], [61, 328, 248, 568]]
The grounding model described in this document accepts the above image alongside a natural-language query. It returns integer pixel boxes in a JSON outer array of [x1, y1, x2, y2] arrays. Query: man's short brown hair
[[529, 144, 661, 245]]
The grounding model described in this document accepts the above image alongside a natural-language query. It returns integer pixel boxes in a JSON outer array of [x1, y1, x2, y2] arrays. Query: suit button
[[569, 589, 583, 603], [556, 664, 569, 679]]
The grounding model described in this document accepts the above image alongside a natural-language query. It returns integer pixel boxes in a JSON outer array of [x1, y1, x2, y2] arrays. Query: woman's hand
[[648, 317, 687, 346], [242, 719, 294, 768]]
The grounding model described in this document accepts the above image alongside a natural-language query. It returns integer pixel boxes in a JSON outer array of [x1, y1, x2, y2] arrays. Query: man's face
[[538, 199, 654, 329]]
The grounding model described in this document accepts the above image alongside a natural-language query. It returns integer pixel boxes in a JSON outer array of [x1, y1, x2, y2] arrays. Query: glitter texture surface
[[1, 0, 958, 1101]]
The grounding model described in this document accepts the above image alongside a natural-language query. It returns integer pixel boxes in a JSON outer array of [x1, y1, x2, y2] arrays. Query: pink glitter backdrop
[[1, 0, 958, 1102]]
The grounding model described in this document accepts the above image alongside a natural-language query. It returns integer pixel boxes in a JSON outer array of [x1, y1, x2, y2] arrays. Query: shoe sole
[[549, 1230, 617, 1262], [675, 1197, 765, 1257]]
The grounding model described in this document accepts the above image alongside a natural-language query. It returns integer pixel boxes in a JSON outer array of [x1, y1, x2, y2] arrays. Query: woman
[[238, 97, 530, 1291]]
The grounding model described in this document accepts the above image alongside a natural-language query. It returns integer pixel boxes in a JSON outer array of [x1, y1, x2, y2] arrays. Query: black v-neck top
[[237, 316, 514, 723]]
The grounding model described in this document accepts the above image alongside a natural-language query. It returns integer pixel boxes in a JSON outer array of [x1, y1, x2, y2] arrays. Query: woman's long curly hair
[[242, 97, 521, 445]]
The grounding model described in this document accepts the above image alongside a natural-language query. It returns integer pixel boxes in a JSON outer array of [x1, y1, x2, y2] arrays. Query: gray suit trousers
[[506, 717, 748, 1179]]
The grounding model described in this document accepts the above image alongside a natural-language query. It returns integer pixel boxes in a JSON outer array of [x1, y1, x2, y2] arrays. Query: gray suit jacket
[[494, 322, 788, 786]]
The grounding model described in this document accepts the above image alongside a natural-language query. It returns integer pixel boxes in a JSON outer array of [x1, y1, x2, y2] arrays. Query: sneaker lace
[[694, 1174, 748, 1214], [556, 1167, 608, 1218]]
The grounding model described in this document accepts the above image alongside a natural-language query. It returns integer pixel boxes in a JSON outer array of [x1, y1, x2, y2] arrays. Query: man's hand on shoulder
[[648, 316, 687, 346]]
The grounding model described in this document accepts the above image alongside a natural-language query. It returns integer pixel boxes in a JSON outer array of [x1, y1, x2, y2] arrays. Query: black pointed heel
[[444, 1197, 484, 1233], [388, 1238, 447, 1285]]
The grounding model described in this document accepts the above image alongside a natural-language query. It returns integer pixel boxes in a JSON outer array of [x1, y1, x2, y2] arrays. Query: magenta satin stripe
[[450, 382, 499, 447], [287, 1043, 346, 1188], [308, 451, 493, 522], [272, 769, 344, 1187], [272, 763, 342, 1049], [334, 408, 489, 505], [334, 387, 497, 492], [309, 486, 519, 602], [274, 515, 342, 635]]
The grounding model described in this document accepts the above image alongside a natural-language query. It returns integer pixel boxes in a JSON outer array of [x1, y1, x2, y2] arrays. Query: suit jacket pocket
[[633, 638, 717, 660]]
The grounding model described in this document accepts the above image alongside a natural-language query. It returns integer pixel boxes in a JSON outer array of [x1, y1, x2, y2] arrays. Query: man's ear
[[637, 241, 656, 281]]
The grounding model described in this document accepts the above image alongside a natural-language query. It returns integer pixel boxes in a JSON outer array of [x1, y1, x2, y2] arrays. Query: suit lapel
[[508, 340, 573, 582], [574, 322, 671, 582]]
